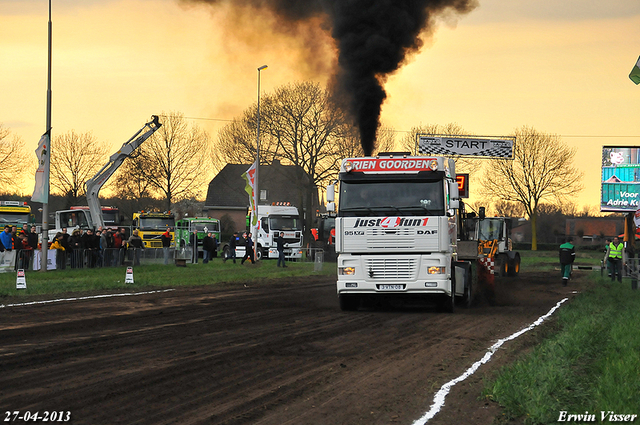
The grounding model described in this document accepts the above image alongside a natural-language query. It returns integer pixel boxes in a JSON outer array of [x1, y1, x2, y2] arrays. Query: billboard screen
[[601, 146, 640, 212]]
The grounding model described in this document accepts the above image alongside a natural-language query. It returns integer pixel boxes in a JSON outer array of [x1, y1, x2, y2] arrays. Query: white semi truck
[[329, 153, 473, 312], [253, 203, 303, 261]]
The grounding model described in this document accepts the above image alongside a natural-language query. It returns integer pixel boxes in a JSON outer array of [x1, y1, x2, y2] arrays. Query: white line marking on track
[[411, 297, 569, 425], [0, 289, 176, 309]]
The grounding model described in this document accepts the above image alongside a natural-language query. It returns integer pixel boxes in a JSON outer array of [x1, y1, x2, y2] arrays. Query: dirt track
[[0, 270, 587, 425]]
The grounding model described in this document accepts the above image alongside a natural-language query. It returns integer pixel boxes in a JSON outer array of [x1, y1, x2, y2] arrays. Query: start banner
[[418, 136, 514, 158]]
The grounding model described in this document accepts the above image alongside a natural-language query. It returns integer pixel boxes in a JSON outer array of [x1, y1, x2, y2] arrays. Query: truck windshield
[[269, 215, 302, 231], [0, 212, 30, 225], [477, 219, 503, 241], [102, 211, 119, 225], [339, 180, 445, 217], [59, 211, 90, 229], [139, 218, 175, 231], [192, 221, 220, 232]]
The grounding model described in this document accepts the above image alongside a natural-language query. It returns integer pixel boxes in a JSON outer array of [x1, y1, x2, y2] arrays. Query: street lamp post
[[41, 0, 53, 272], [255, 65, 267, 262]]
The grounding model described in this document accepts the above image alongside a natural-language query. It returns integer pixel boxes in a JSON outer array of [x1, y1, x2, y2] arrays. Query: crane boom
[[85, 115, 162, 229]]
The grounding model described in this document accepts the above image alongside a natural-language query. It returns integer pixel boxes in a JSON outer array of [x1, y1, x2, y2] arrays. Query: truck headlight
[[344, 160, 354, 172], [339, 267, 356, 275], [427, 266, 445, 274]]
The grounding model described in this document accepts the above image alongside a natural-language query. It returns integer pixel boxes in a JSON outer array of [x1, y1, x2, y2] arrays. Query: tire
[[508, 253, 521, 277], [222, 245, 230, 260], [497, 255, 508, 277], [339, 295, 359, 311], [255, 245, 263, 261]]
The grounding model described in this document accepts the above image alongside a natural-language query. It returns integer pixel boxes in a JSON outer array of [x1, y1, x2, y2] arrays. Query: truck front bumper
[[268, 247, 303, 259], [336, 253, 453, 296]]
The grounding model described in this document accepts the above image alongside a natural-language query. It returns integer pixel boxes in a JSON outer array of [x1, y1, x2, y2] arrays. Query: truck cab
[[132, 212, 175, 248], [332, 154, 471, 311], [252, 203, 303, 261]]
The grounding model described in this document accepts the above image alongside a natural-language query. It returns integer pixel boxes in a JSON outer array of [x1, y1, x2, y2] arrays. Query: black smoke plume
[[182, 0, 477, 156]]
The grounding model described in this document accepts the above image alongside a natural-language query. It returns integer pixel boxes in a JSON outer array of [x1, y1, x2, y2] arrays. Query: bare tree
[[136, 112, 212, 210], [258, 82, 346, 185], [213, 118, 256, 172], [493, 200, 525, 218], [480, 126, 583, 250], [50, 131, 109, 206], [111, 153, 155, 201], [0, 124, 27, 192]]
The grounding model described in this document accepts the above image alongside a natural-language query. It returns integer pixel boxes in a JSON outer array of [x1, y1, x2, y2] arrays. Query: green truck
[[174, 217, 221, 258]]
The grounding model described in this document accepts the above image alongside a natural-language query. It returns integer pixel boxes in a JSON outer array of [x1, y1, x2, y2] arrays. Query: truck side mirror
[[448, 180, 459, 210], [326, 184, 335, 203]]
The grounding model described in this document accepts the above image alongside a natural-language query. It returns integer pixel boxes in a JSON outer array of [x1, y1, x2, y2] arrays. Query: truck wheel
[[508, 253, 521, 277], [339, 295, 359, 311], [497, 255, 508, 277], [255, 246, 263, 261], [222, 245, 230, 260]]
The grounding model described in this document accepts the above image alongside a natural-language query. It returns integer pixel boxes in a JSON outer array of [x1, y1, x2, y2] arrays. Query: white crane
[[85, 115, 162, 230]]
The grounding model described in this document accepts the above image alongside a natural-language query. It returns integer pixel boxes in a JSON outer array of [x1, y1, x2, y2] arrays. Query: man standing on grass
[[276, 232, 287, 268], [559, 237, 576, 286], [224, 232, 238, 264], [607, 236, 624, 283], [202, 232, 214, 264]]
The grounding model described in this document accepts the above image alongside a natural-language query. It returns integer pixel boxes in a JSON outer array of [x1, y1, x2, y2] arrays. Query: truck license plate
[[378, 284, 404, 290]]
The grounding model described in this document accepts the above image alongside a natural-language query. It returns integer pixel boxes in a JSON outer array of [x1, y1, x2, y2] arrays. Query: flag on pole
[[242, 161, 258, 227], [630, 56, 640, 85], [32, 133, 50, 203]]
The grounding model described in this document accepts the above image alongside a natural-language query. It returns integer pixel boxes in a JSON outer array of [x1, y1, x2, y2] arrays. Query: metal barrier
[[11, 248, 178, 271], [10, 247, 336, 271], [600, 255, 639, 290], [622, 256, 639, 290], [299, 248, 326, 262]]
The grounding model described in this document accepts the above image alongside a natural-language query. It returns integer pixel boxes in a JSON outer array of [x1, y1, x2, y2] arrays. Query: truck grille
[[368, 228, 414, 236], [365, 258, 417, 279]]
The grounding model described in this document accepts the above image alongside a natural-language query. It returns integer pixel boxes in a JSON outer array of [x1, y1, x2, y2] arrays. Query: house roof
[[204, 161, 312, 209]]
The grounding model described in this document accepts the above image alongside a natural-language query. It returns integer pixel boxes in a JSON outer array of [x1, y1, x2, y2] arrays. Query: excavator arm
[[85, 115, 162, 229]]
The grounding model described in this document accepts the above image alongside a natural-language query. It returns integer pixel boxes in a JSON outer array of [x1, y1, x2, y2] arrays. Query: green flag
[[630, 56, 640, 85], [241, 161, 258, 226]]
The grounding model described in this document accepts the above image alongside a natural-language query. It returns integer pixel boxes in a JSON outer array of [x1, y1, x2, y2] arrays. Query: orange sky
[[2, 0, 640, 210]]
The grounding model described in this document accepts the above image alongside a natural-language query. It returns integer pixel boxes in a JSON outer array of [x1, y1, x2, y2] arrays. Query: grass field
[[483, 273, 640, 424], [519, 249, 605, 271], [0, 259, 335, 298]]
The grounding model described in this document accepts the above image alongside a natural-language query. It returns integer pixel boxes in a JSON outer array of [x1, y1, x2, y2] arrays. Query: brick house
[[565, 217, 624, 244]]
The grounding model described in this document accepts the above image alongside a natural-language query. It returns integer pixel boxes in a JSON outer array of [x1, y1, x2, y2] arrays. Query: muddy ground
[[0, 269, 588, 425]]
